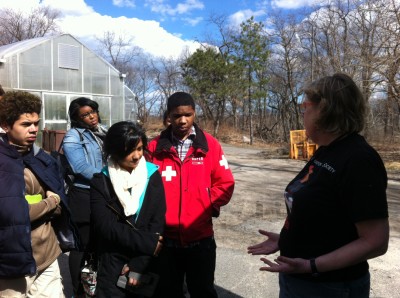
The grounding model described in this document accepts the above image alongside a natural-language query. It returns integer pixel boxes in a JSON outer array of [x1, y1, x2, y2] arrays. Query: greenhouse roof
[[0, 34, 121, 74], [0, 36, 52, 58]]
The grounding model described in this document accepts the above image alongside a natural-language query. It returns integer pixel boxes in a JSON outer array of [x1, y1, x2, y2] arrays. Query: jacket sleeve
[[127, 171, 166, 273], [62, 129, 99, 180], [29, 196, 59, 222], [90, 174, 160, 256], [209, 139, 235, 217]]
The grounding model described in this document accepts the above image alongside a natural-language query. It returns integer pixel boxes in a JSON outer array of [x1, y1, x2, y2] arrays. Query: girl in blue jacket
[[62, 97, 107, 297]]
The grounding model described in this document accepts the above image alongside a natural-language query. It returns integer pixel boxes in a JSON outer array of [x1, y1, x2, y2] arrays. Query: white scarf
[[107, 156, 148, 217]]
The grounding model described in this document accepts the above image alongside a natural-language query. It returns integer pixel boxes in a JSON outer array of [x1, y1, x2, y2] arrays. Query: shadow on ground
[[60, 253, 244, 298], [216, 285, 243, 297]]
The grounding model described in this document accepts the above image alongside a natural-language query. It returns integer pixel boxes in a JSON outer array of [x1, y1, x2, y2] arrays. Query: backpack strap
[[58, 128, 84, 153]]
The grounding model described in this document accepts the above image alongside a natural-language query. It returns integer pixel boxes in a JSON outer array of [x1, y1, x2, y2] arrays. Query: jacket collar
[[155, 123, 209, 154], [0, 135, 19, 159]]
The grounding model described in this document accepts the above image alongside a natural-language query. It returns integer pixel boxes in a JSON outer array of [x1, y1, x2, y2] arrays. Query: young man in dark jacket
[[0, 91, 76, 297], [147, 91, 235, 298]]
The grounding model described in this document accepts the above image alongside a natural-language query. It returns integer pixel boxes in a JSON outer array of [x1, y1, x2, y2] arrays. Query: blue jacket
[[0, 136, 35, 277], [0, 136, 77, 277], [62, 127, 106, 188]]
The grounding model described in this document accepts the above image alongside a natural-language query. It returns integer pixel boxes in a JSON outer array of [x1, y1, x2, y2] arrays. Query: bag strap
[[57, 128, 84, 153], [101, 174, 138, 230]]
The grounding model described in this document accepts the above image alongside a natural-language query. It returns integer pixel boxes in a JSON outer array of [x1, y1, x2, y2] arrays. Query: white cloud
[[0, 0, 38, 12], [176, 0, 204, 14], [228, 9, 266, 28], [0, 0, 201, 58], [42, 0, 95, 15], [60, 14, 199, 58], [271, 0, 319, 10], [145, 0, 204, 16], [113, 0, 136, 8], [183, 16, 203, 26]]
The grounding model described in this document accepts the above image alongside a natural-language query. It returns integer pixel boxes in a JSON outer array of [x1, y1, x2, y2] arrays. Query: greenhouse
[[0, 34, 136, 137]]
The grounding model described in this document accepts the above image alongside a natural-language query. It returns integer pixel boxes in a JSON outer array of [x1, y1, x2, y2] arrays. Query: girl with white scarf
[[90, 121, 165, 297]]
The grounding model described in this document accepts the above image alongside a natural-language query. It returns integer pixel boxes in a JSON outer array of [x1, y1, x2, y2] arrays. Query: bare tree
[[375, 0, 400, 138], [0, 6, 61, 45], [151, 55, 185, 112], [127, 54, 159, 123], [267, 12, 306, 142], [95, 31, 143, 75], [94, 31, 162, 123]]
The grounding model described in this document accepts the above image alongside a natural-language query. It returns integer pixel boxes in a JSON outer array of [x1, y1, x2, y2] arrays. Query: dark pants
[[153, 237, 218, 298], [68, 186, 91, 296], [279, 272, 370, 298]]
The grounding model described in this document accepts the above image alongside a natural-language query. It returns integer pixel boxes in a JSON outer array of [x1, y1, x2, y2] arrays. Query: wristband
[[310, 258, 320, 277]]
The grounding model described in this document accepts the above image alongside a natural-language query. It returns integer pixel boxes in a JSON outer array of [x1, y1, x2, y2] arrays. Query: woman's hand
[[259, 256, 310, 274], [247, 229, 280, 255], [121, 264, 140, 286]]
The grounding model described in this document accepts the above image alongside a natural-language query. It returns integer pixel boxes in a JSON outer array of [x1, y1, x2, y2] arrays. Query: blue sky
[[83, 0, 317, 40], [83, 0, 269, 40], [0, 0, 318, 58]]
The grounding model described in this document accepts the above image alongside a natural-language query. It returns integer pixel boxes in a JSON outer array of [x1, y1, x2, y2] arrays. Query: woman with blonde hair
[[249, 73, 389, 298]]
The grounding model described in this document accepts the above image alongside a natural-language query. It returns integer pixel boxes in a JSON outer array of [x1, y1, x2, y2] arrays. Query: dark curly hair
[[0, 91, 42, 128], [104, 121, 148, 162]]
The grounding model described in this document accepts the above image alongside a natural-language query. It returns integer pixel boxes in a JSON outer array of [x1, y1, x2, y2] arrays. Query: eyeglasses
[[300, 101, 316, 113], [80, 110, 97, 119]]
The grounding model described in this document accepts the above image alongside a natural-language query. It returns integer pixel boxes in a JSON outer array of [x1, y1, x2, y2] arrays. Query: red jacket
[[147, 124, 234, 245]]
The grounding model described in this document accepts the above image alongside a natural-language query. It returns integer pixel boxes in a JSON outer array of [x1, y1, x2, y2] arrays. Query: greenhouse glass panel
[[11, 56, 17, 88], [110, 72, 124, 121], [53, 67, 82, 92], [0, 57, 13, 87], [83, 49, 109, 94], [92, 74, 108, 94], [110, 72, 122, 96], [43, 94, 68, 130], [111, 95, 124, 124], [93, 96, 111, 127], [19, 43, 51, 90], [125, 86, 137, 121]]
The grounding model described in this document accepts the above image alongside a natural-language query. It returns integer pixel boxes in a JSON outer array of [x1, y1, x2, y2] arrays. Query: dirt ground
[[212, 144, 400, 298]]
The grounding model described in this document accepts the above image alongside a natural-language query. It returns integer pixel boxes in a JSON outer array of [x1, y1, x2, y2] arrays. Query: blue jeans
[[279, 272, 370, 298]]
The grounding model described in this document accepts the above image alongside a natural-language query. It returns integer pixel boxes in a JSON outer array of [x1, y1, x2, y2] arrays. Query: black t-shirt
[[279, 133, 388, 281]]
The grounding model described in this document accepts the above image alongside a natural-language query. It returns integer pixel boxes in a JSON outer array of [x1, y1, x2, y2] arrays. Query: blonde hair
[[303, 73, 366, 135]]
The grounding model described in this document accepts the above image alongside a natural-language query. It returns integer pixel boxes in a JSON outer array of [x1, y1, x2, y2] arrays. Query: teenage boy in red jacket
[[147, 91, 235, 298]]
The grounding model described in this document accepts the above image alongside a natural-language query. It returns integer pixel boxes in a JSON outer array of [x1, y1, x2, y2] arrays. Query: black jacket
[[90, 167, 166, 297]]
